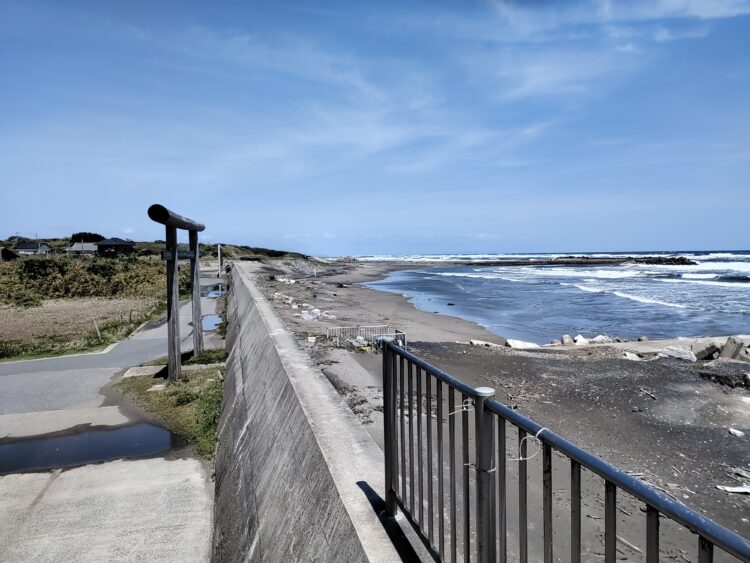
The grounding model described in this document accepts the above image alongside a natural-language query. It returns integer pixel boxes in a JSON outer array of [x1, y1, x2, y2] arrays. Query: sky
[[1, 0, 749, 255]]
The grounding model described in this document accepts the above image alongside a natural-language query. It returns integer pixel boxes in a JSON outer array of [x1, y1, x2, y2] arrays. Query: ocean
[[361, 251, 750, 344]]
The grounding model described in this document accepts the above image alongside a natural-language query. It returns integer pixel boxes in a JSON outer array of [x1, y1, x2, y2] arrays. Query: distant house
[[14, 241, 51, 256], [69, 242, 98, 255], [0, 247, 20, 261], [96, 238, 136, 257]]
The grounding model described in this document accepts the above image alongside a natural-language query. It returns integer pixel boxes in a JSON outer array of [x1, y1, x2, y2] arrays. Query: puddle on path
[[201, 284, 226, 298], [0, 423, 180, 474], [202, 314, 222, 331]]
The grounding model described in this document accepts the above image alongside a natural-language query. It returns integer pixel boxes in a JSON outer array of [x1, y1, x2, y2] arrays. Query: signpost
[[147, 204, 206, 381]]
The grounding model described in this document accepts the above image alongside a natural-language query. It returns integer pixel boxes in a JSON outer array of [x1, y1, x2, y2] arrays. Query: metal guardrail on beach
[[326, 325, 407, 348], [382, 342, 750, 563]]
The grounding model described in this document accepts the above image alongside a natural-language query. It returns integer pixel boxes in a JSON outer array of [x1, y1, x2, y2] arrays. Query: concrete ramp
[[212, 264, 400, 562]]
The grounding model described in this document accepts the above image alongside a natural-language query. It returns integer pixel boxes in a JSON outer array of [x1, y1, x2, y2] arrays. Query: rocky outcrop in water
[[469, 256, 697, 267]]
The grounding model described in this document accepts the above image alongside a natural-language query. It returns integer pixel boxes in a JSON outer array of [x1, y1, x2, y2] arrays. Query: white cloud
[[616, 42, 640, 53], [470, 48, 633, 100], [653, 25, 711, 41]]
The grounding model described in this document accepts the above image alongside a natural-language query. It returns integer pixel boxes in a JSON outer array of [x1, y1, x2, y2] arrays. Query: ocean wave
[[659, 278, 750, 289], [682, 273, 719, 279], [528, 267, 643, 279], [611, 291, 688, 309], [573, 284, 605, 293]]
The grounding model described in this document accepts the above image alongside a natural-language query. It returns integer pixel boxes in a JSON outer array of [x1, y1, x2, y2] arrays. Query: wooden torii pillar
[[148, 204, 206, 381]]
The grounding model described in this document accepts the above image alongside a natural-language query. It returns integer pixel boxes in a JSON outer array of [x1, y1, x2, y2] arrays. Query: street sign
[[161, 250, 195, 261]]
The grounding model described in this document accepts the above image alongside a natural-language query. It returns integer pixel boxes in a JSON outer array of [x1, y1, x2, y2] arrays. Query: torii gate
[[147, 204, 205, 381]]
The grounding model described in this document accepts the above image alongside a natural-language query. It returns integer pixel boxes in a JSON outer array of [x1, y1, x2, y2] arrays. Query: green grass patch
[[186, 349, 228, 365], [115, 368, 223, 459]]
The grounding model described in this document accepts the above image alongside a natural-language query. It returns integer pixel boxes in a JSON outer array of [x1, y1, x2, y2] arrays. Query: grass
[[0, 297, 165, 361], [187, 349, 228, 364], [142, 348, 228, 367], [115, 367, 223, 459]]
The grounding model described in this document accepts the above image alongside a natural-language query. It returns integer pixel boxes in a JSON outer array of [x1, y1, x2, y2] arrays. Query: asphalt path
[[0, 275, 222, 561], [0, 278, 222, 415]]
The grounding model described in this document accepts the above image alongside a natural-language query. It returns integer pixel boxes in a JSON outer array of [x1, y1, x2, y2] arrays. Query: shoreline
[[247, 257, 750, 544], [328, 260, 749, 351]]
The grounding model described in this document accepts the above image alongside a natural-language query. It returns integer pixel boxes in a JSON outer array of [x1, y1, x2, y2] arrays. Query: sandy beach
[[246, 257, 750, 558]]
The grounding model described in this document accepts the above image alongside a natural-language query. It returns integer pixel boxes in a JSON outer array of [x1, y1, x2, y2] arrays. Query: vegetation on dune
[[0, 255, 190, 360], [0, 256, 191, 306], [115, 367, 224, 459]]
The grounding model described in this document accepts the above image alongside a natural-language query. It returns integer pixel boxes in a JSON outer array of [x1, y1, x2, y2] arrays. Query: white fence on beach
[[326, 325, 407, 349]]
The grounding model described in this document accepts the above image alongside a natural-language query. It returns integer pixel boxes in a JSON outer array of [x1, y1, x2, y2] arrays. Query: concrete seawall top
[[213, 263, 402, 562]]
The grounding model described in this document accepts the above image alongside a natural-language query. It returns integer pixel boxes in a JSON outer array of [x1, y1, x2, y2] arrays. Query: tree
[[70, 232, 105, 243]]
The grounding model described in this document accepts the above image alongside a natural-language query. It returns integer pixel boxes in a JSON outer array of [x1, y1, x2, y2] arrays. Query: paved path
[[0, 276, 221, 562]]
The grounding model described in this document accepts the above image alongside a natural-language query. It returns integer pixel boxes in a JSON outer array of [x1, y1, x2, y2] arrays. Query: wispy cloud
[[653, 25, 711, 41]]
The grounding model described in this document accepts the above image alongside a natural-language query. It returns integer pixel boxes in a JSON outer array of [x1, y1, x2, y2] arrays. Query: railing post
[[189, 229, 204, 357], [475, 386, 497, 563], [383, 342, 398, 516]]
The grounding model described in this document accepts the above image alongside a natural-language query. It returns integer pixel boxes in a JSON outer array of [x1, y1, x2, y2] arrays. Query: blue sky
[[1, 1, 748, 255]]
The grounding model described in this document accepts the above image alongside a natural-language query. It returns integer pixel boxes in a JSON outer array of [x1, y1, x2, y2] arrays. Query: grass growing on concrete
[[186, 349, 228, 364], [141, 348, 228, 367], [115, 368, 223, 459]]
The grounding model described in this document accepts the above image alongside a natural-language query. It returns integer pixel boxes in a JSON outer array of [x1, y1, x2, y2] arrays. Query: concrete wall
[[212, 264, 400, 562]]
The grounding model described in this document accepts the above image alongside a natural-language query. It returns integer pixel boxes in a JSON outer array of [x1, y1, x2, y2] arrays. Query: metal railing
[[382, 342, 750, 562], [327, 325, 407, 348]]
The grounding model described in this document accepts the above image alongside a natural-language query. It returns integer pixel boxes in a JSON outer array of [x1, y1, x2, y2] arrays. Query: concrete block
[[692, 343, 720, 361], [719, 336, 744, 360]]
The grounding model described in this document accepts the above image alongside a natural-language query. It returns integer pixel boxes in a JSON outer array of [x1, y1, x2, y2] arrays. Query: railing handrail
[[485, 397, 750, 560], [384, 342, 750, 561], [387, 342, 480, 399]]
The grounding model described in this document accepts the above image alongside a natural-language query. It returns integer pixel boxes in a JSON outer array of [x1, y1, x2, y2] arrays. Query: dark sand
[[248, 258, 750, 561]]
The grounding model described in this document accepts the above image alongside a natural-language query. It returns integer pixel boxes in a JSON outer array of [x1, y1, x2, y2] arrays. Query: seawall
[[212, 263, 400, 562]]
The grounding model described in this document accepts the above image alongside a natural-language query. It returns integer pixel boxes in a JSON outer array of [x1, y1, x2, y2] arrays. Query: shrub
[[11, 289, 42, 308]]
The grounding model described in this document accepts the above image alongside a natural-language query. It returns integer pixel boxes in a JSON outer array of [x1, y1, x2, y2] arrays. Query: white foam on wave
[[568, 284, 688, 308], [659, 278, 750, 289], [612, 291, 688, 309], [573, 284, 604, 293], [528, 267, 642, 279]]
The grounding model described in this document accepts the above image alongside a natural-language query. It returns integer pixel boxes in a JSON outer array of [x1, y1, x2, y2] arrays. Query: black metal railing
[[382, 342, 750, 562]]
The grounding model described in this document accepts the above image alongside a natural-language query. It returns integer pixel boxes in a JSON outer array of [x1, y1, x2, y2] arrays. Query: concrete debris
[[728, 428, 745, 437], [122, 366, 163, 378], [720, 336, 745, 360], [550, 339, 562, 345], [623, 352, 642, 361], [470, 339, 503, 348], [591, 335, 613, 344], [638, 336, 649, 342], [307, 336, 316, 344], [716, 484, 750, 494], [658, 346, 697, 363], [295, 308, 336, 321], [561, 334, 574, 346], [276, 277, 297, 285], [505, 339, 541, 349], [573, 334, 589, 345], [692, 343, 720, 361]]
